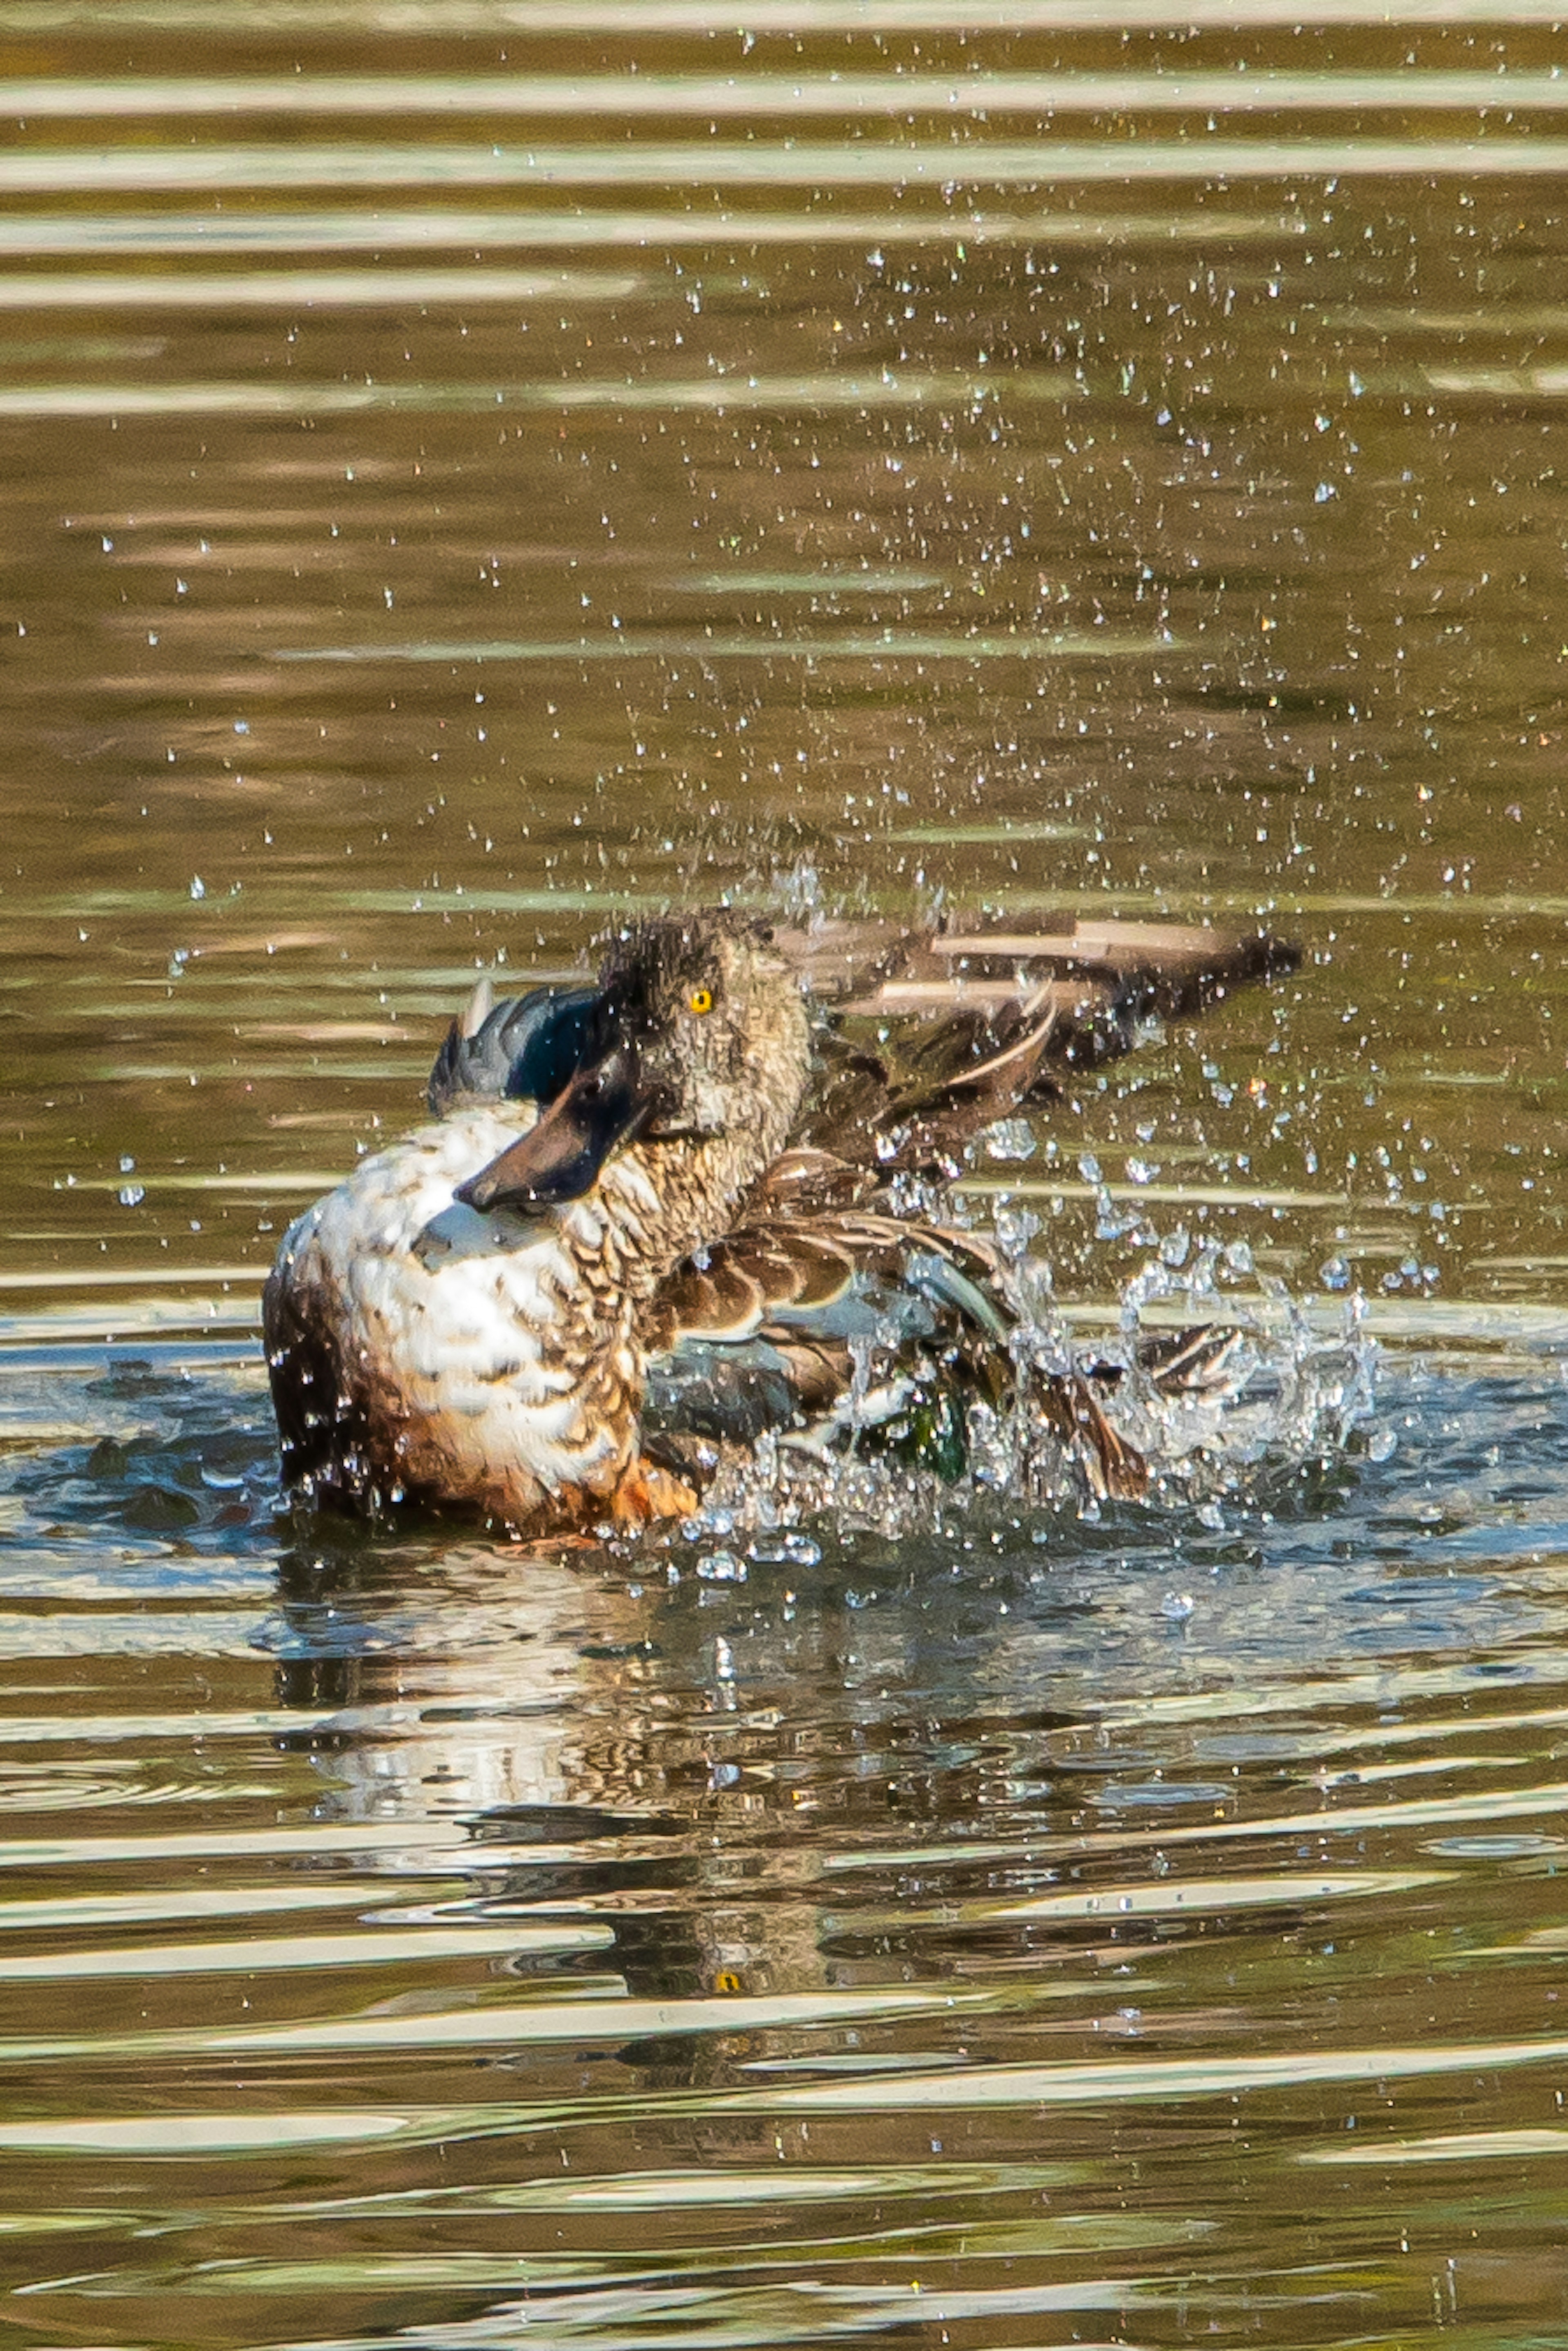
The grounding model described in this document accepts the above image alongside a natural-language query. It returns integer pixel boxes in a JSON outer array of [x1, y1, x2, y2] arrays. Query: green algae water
[[4, 5, 1568, 2344]]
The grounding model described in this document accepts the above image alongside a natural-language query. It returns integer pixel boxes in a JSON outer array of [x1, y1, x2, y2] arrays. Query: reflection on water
[[7, 1342, 1568, 2344], [3, 2, 1568, 2345]]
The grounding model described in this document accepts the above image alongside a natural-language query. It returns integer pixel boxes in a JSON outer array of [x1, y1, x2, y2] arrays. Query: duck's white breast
[[272, 1104, 626, 1494]]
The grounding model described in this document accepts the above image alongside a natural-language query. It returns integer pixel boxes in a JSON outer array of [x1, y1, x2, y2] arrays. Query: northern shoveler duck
[[263, 908, 1299, 1533]]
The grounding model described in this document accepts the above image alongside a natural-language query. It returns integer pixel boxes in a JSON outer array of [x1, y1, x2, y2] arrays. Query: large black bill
[[454, 1044, 660, 1213]]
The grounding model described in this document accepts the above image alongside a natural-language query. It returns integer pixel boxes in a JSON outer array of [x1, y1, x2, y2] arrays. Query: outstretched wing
[[777, 914, 1299, 1175], [775, 912, 1296, 1028]]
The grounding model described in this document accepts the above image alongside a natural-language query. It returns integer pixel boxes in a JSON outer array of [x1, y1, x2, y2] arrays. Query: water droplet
[[984, 1117, 1036, 1162]]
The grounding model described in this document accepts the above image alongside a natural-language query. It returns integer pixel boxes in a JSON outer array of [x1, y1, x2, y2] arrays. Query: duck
[[263, 906, 1299, 1534]]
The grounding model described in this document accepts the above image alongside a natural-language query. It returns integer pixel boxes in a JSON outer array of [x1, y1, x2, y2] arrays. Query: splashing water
[[679, 1222, 1376, 1547], [1094, 1236, 1376, 1505]]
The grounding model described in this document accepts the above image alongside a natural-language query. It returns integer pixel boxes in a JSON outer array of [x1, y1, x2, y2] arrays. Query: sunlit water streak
[[9, 69, 1568, 115], [2, 138, 1565, 190], [0, 205, 1303, 253]]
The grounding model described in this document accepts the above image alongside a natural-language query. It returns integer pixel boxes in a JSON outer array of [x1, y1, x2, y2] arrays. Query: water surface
[[4, 6, 1568, 2346]]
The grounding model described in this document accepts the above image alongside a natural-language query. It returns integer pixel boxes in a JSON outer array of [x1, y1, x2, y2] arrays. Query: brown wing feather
[[755, 1332, 853, 1412], [654, 1258, 771, 1343], [1033, 1371, 1151, 1504], [744, 1145, 878, 1218], [644, 1195, 1149, 1501], [781, 914, 1297, 1176], [642, 1224, 858, 1351]]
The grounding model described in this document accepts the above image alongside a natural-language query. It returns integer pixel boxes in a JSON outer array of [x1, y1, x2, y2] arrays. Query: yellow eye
[[688, 986, 713, 1016]]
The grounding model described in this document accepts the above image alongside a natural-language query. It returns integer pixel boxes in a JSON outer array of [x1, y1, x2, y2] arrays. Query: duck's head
[[455, 909, 811, 1215]]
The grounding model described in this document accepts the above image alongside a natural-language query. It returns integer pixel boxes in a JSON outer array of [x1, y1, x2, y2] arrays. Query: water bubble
[[984, 1118, 1036, 1162], [1366, 1426, 1397, 1463], [697, 1550, 745, 1583], [1161, 1592, 1195, 1622], [1320, 1256, 1352, 1291], [992, 1199, 1042, 1260], [748, 1531, 821, 1568], [116, 1183, 145, 1208]]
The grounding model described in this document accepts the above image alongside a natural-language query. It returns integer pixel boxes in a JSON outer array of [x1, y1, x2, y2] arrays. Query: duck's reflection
[[269, 1530, 886, 2007]]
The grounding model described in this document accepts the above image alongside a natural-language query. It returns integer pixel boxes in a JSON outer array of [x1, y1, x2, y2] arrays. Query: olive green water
[[5, 6, 1568, 2347]]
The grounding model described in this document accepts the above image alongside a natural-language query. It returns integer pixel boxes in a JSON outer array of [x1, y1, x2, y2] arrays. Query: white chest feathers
[[265, 1105, 653, 1515]]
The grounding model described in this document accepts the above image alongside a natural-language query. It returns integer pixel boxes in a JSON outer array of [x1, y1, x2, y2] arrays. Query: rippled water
[[5, 4, 1568, 2345]]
